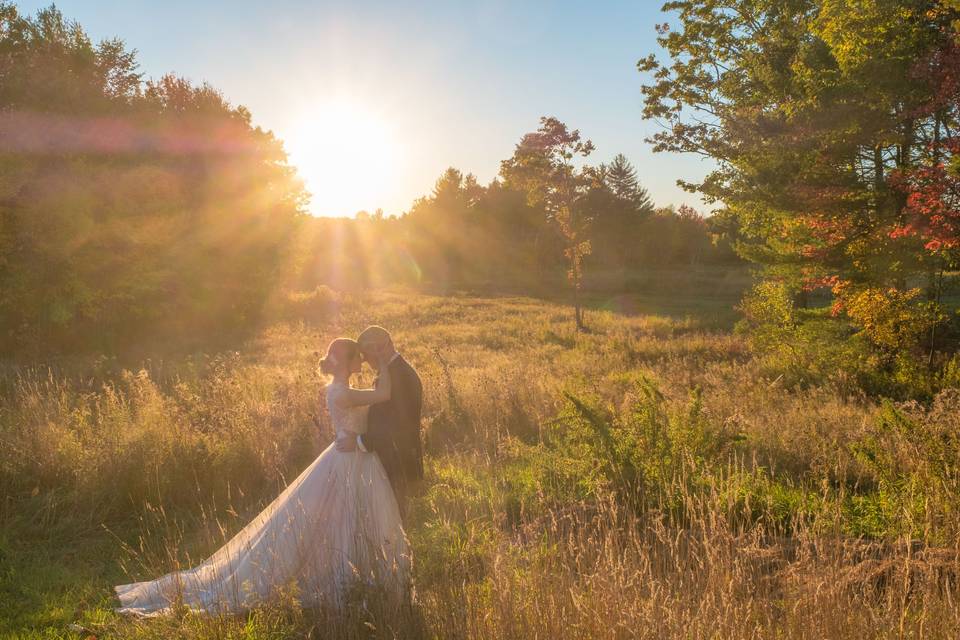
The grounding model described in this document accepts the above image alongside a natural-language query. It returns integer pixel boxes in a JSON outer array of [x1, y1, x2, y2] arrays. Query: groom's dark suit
[[360, 354, 423, 499]]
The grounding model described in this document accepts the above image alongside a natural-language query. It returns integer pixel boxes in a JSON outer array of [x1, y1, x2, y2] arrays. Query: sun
[[285, 101, 400, 217]]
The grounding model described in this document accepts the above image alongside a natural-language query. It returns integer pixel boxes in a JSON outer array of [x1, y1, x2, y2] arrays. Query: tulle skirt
[[114, 446, 410, 616]]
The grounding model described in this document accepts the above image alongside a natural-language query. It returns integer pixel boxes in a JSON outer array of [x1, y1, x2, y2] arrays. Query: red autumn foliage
[[796, 214, 853, 260], [800, 273, 841, 292], [908, 37, 960, 118], [889, 138, 960, 253], [887, 38, 960, 253]]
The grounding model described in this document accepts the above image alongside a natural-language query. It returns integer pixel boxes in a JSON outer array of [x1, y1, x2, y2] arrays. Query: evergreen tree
[[606, 153, 653, 213]]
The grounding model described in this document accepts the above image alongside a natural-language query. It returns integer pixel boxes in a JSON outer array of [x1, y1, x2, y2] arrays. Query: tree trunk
[[873, 145, 885, 193], [571, 262, 583, 331], [928, 264, 944, 368]]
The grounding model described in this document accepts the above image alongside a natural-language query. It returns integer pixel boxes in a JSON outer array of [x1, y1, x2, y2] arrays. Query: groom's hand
[[335, 434, 357, 452]]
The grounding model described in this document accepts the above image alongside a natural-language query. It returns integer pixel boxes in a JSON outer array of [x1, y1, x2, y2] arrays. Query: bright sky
[[17, 0, 712, 217]]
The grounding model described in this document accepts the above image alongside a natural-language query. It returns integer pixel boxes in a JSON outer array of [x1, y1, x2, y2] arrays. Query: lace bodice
[[325, 381, 369, 437]]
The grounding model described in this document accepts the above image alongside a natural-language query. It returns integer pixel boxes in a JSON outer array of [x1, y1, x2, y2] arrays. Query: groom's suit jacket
[[360, 354, 424, 491]]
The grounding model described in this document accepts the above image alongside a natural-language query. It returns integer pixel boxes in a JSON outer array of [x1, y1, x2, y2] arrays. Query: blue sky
[[17, 1, 712, 217]]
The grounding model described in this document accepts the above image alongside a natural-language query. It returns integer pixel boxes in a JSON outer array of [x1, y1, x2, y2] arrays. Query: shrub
[[849, 393, 960, 542], [841, 286, 946, 356], [737, 280, 959, 399], [501, 378, 746, 521]]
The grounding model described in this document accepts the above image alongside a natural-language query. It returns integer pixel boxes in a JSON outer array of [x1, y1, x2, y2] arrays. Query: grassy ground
[[2, 289, 960, 638]]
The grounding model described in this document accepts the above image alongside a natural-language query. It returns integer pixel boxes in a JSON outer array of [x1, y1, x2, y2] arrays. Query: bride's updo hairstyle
[[319, 338, 359, 377]]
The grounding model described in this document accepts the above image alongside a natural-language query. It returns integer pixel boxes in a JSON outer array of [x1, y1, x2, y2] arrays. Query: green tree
[[501, 117, 595, 329], [0, 4, 306, 355], [404, 167, 488, 286], [588, 154, 655, 274], [640, 0, 960, 383], [606, 153, 653, 211]]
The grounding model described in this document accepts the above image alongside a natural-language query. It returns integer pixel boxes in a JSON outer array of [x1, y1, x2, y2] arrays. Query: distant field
[[455, 265, 754, 329], [2, 290, 959, 639]]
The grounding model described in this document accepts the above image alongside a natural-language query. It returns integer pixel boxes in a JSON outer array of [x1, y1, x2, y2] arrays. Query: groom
[[336, 325, 423, 514]]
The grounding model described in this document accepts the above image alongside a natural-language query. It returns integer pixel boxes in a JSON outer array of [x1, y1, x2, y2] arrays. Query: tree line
[[288, 133, 738, 301]]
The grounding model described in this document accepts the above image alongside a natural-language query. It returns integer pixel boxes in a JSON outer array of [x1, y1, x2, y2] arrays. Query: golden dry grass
[[2, 291, 959, 639]]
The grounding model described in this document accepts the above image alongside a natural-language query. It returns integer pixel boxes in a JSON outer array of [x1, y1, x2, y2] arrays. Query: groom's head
[[358, 325, 394, 364]]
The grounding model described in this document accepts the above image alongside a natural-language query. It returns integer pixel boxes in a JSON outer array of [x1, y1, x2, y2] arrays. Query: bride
[[115, 338, 410, 615]]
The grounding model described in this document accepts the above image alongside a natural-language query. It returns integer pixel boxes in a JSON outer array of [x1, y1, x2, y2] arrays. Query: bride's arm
[[336, 365, 391, 408]]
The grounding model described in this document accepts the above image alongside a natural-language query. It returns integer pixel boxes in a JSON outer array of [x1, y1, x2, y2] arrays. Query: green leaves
[[641, 0, 960, 394]]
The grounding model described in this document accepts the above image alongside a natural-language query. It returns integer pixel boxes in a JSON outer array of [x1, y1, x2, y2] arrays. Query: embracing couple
[[115, 326, 423, 616]]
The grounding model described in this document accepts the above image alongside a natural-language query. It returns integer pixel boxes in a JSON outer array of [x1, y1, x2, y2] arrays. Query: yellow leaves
[[739, 281, 796, 332], [841, 286, 945, 352], [814, 0, 920, 73]]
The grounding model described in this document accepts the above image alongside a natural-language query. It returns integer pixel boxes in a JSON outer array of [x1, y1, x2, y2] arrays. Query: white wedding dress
[[114, 381, 410, 616]]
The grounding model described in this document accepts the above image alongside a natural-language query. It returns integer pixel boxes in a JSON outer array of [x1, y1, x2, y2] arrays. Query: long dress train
[[114, 381, 409, 616]]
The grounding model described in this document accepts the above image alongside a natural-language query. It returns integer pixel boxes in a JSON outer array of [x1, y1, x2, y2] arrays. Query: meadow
[[3, 288, 960, 639]]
